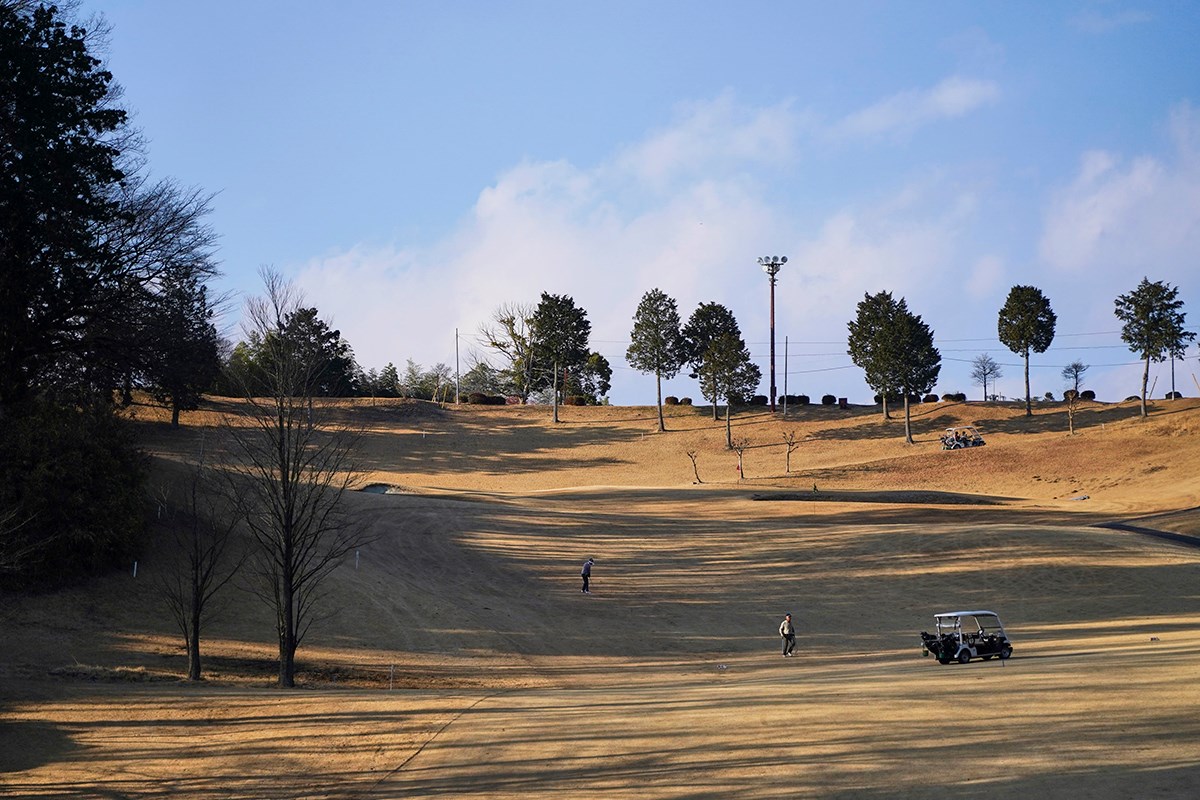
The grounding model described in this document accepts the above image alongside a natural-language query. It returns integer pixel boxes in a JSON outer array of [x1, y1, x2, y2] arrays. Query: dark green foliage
[[1114, 278, 1195, 417], [680, 397, 693, 405], [699, 333, 761, 411], [627, 288, 686, 430], [143, 268, 222, 426], [222, 307, 360, 397], [923, 394, 939, 403], [822, 394, 836, 405], [848, 291, 941, 441], [1166, 391, 1183, 400], [530, 293, 591, 421], [664, 396, 679, 405], [564, 351, 612, 405], [0, 3, 127, 407], [1081, 390, 1096, 401], [750, 395, 768, 406], [466, 391, 508, 405], [0, 400, 146, 588], [998, 286, 1056, 416], [564, 395, 587, 406], [459, 360, 503, 397]]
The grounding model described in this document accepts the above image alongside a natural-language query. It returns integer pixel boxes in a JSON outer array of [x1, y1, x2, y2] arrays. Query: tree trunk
[[171, 403, 181, 428], [280, 552, 296, 687], [903, 395, 913, 444], [656, 372, 664, 432], [725, 401, 732, 449], [187, 604, 202, 681], [881, 394, 890, 421], [552, 361, 560, 424], [1140, 355, 1150, 417], [1024, 349, 1032, 416]]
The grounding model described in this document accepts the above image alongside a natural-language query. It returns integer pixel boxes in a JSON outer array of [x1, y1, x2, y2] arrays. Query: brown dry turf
[[3, 397, 1200, 798]]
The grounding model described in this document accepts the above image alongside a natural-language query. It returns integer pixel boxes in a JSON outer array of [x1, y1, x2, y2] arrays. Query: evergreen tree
[[698, 333, 761, 448], [998, 285, 1057, 416], [144, 268, 222, 426], [682, 302, 743, 420], [848, 291, 941, 440], [847, 291, 904, 421], [626, 288, 686, 431], [1114, 278, 1195, 417], [530, 293, 591, 423]]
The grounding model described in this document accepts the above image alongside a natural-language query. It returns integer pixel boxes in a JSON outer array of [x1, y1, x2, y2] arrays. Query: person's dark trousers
[[783, 634, 795, 655], [582, 575, 590, 593]]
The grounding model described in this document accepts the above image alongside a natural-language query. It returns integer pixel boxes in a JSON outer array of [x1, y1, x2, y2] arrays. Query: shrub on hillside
[[750, 395, 768, 406], [564, 395, 587, 406], [680, 397, 693, 405], [1063, 389, 1078, 401], [923, 394, 939, 403], [1080, 390, 1096, 401], [0, 401, 147, 589], [796, 394, 810, 405], [821, 394, 837, 405], [1124, 395, 1139, 402], [664, 396, 679, 406], [1165, 391, 1183, 399], [467, 392, 506, 405]]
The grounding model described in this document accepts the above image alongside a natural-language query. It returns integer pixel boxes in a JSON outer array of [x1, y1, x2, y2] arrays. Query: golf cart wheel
[[1000, 646, 1013, 660], [957, 650, 972, 664]]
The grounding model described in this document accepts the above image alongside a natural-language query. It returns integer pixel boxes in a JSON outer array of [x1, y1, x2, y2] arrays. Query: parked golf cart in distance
[[941, 426, 985, 450], [920, 611, 1013, 664]]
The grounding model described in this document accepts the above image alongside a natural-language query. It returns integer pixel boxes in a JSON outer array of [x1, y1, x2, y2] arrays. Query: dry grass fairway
[[3, 397, 1200, 798]]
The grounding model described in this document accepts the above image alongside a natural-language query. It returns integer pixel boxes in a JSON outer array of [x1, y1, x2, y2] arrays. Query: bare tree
[[686, 450, 703, 484], [731, 437, 750, 480], [1065, 389, 1080, 436], [480, 302, 537, 402], [783, 431, 799, 473], [223, 269, 368, 688], [970, 354, 1003, 401], [155, 447, 243, 681], [1061, 360, 1088, 395]]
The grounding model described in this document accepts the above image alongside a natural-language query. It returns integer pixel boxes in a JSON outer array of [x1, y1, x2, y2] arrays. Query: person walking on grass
[[780, 613, 796, 656], [581, 557, 594, 593]]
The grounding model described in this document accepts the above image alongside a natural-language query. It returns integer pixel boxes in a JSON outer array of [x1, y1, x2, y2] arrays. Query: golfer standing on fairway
[[780, 612, 796, 656], [581, 557, 594, 593]]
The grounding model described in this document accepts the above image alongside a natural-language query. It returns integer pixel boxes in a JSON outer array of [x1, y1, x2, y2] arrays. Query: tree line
[[2, 2, 222, 585]]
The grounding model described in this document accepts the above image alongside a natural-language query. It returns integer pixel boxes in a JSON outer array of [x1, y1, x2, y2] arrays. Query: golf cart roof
[[944, 426, 980, 434], [934, 610, 999, 619]]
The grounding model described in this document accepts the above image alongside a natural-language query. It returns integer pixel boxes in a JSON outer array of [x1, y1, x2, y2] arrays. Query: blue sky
[[92, 1, 1200, 404]]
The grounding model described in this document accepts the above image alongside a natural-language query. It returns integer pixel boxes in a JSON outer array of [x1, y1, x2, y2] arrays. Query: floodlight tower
[[758, 255, 787, 412]]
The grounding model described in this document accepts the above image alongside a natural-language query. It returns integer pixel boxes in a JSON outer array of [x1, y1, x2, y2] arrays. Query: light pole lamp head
[[758, 255, 787, 277]]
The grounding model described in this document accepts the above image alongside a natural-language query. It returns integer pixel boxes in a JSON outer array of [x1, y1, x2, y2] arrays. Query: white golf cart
[[941, 426, 985, 450], [920, 610, 1013, 665]]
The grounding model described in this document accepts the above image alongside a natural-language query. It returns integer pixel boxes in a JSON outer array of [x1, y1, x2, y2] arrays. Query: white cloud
[[834, 76, 1000, 141], [613, 92, 802, 189], [1038, 102, 1200, 281], [1069, 9, 1153, 34], [289, 92, 999, 404]]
